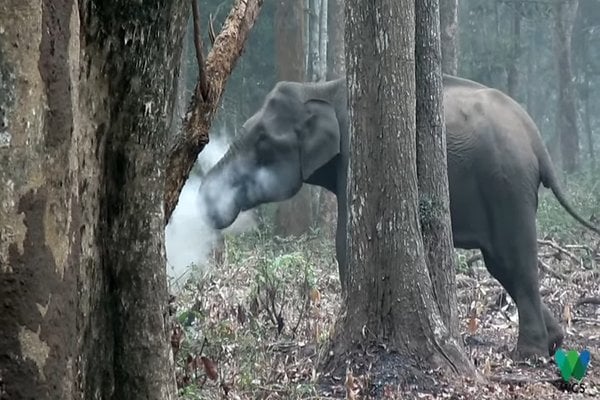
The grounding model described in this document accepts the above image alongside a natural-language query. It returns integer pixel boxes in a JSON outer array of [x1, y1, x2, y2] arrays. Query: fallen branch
[[572, 316, 600, 324], [488, 375, 558, 385], [164, 0, 264, 223], [537, 239, 582, 267], [575, 296, 600, 307], [538, 259, 568, 281]]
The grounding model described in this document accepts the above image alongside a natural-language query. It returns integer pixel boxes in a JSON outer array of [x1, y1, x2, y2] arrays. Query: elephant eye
[[255, 134, 274, 163]]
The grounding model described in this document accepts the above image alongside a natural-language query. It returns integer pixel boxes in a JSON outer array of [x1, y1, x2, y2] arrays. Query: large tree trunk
[[273, 0, 313, 237], [0, 1, 186, 398], [415, 0, 460, 341], [439, 0, 459, 75], [554, 0, 580, 174], [336, 0, 472, 378]]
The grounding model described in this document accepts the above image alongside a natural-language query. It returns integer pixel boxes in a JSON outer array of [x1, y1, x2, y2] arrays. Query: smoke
[[165, 131, 257, 289]]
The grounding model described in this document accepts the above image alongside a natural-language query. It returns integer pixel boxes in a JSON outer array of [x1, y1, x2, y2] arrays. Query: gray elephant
[[198, 75, 599, 359]]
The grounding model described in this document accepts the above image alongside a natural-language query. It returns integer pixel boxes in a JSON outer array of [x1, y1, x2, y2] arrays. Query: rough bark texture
[[327, 0, 345, 78], [164, 0, 264, 223], [553, 0, 580, 174], [415, 0, 460, 341], [308, 0, 323, 81], [0, 1, 187, 398], [0, 2, 80, 398], [507, 3, 521, 99], [338, 0, 472, 374], [439, 0, 459, 75], [88, 2, 188, 398], [273, 0, 313, 237]]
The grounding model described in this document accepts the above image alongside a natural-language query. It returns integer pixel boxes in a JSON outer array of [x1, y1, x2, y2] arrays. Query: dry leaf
[[201, 356, 218, 381], [483, 357, 492, 376], [563, 303, 572, 328], [170, 324, 185, 355], [468, 316, 478, 334], [345, 368, 357, 400], [309, 288, 321, 304]]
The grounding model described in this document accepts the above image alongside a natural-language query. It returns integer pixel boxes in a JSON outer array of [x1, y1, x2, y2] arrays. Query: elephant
[[197, 75, 600, 359]]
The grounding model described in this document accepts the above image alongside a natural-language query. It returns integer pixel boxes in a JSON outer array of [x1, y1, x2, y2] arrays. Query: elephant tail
[[540, 156, 600, 235]]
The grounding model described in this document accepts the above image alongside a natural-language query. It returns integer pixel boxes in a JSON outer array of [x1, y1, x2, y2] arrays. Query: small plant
[[250, 252, 316, 336]]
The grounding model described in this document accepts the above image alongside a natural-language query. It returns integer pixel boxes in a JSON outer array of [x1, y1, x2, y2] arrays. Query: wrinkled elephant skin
[[198, 75, 600, 359]]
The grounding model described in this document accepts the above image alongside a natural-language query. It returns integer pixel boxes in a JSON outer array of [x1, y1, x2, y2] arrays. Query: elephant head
[[199, 82, 341, 229]]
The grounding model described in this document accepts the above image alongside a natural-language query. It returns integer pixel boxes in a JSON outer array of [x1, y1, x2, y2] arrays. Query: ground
[[170, 188, 599, 399]]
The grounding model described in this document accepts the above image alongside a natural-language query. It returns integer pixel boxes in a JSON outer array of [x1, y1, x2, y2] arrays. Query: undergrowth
[[172, 228, 340, 399], [537, 168, 599, 239], [171, 170, 598, 399]]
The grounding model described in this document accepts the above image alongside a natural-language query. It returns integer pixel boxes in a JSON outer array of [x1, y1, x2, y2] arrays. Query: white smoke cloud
[[165, 130, 257, 290]]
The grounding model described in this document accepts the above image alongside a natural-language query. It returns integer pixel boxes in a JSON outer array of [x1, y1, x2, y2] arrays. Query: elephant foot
[[512, 331, 550, 361], [542, 305, 564, 355], [546, 326, 564, 355]]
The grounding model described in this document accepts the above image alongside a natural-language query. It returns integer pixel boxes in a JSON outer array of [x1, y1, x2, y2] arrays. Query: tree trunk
[[318, 0, 329, 80], [308, 0, 322, 81], [439, 0, 459, 75], [273, 0, 313, 237], [554, 0, 580, 174], [336, 0, 472, 377], [507, 3, 522, 99], [327, 0, 345, 78], [582, 77, 596, 168], [415, 0, 460, 341], [0, 1, 186, 398]]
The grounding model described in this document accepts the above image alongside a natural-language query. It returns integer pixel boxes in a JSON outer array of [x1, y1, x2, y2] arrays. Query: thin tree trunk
[[0, 1, 187, 398], [327, 0, 345, 78], [507, 3, 521, 99], [583, 76, 596, 168], [439, 0, 459, 75], [335, 0, 472, 378], [415, 0, 460, 341], [318, 0, 328, 80], [273, 0, 313, 236], [308, 0, 322, 81], [553, 0, 580, 174]]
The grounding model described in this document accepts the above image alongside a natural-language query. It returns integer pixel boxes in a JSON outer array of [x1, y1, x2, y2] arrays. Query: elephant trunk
[[198, 159, 244, 230]]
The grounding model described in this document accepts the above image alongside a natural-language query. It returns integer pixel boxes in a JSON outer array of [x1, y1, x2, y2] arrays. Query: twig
[[537, 239, 582, 266], [466, 253, 483, 267], [488, 375, 558, 385], [538, 259, 568, 281], [575, 296, 600, 307], [572, 316, 600, 324], [191, 0, 209, 101]]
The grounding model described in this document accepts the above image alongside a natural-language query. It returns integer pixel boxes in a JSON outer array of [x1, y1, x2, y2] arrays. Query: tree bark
[[327, 0, 345, 78], [164, 0, 264, 223], [336, 0, 472, 376], [507, 3, 522, 99], [0, 1, 187, 398], [439, 0, 459, 75], [553, 0, 580, 174], [415, 0, 460, 341], [273, 0, 313, 237], [308, 0, 322, 81]]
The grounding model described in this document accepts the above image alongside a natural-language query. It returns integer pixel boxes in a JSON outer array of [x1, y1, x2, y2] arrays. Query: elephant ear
[[297, 99, 341, 180]]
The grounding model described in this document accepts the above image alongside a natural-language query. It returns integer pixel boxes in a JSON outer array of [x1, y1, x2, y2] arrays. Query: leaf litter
[[170, 228, 599, 399]]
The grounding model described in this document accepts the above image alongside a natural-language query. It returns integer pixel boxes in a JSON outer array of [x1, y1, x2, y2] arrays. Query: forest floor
[[170, 223, 600, 399]]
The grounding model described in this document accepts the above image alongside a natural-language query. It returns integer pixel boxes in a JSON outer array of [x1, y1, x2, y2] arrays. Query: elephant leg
[[481, 209, 550, 358], [542, 303, 564, 355]]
